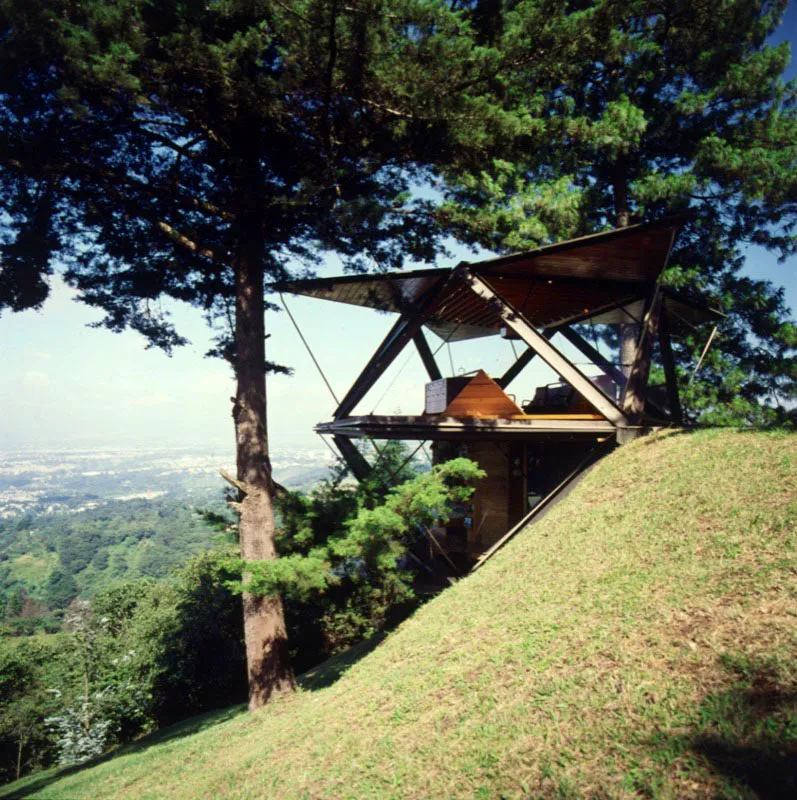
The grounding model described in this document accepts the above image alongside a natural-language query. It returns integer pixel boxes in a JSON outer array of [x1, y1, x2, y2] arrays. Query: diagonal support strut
[[413, 331, 442, 381], [333, 278, 448, 420], [332, 435, 373, 482], [460, 267, 630, 428], [496, 326, 560, 390]]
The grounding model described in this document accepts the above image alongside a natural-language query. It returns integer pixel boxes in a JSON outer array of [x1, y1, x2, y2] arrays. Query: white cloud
[[128, 392, 173, 407], [23, 370, 51, 387]]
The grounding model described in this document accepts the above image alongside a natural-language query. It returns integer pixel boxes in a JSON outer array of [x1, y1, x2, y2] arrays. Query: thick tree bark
[[614, 165, 637, 379], [619, 322, 638, 380], [232, 164, 295, 711]]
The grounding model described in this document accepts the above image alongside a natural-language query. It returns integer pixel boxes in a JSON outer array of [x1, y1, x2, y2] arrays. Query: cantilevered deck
[[316, 413, 618, 441]]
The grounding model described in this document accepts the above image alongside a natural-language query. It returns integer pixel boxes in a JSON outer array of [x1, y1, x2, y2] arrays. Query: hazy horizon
[[2, 234, 795, 454]]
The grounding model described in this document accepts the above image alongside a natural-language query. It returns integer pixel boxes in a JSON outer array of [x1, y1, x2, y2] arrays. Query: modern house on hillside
[[278, 216, 720, 571]]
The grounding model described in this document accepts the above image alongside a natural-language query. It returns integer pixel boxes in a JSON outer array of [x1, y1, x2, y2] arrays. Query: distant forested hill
[[0, 496, 227, 629]]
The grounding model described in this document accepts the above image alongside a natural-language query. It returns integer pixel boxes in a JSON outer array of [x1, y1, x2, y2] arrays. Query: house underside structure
[[278, 217, 721, 570]]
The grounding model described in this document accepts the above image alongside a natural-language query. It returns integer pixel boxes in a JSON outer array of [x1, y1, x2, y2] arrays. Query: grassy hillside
[[3, 429, 795, 800]]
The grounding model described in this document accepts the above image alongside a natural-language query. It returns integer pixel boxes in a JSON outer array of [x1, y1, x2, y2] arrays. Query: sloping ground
[[3, 429, 795, 800]]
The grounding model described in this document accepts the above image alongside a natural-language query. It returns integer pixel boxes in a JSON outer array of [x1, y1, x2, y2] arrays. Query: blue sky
[[1, 9, 795, 452]]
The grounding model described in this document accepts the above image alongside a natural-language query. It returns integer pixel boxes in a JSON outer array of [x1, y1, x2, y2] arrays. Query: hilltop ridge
[[3, 429, 795, 799]]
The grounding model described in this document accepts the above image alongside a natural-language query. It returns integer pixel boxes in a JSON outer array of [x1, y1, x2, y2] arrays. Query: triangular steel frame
[[327, 263, 683, 478]]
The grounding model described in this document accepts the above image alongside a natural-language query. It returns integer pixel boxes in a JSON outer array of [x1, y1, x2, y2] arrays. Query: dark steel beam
[[658, 305, 683, 424], [333, 278, 447, 420], [559, 326, 673, 419], [331, 435, 372, 482], [496, 326, 559, 390], [413, 331, 442, 381], [558, 327, 627, 389], [333, 312, 409, 420], [497, 346, 537, 390]]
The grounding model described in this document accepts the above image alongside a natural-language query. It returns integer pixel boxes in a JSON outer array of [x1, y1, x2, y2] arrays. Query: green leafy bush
[[231, 456, 486, 657]]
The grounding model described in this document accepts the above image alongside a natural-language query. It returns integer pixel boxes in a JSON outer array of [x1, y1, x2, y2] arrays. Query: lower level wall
[[432, 439, 598, 560]]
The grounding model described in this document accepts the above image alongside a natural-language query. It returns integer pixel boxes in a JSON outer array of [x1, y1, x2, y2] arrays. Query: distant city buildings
[[0, 447, 336, 517]]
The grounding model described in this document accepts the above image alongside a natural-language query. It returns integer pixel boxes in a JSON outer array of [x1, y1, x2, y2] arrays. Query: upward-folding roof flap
[[276, 216, 719, 341]]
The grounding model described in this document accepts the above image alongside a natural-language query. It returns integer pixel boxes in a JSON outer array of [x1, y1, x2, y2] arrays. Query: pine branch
[[0, 152, 233, 221], [154, 220, 229, 262]]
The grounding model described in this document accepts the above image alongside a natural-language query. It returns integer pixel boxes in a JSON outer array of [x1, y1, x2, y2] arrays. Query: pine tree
[[441, 0, 797, 423], [0, 0, 497, 707]]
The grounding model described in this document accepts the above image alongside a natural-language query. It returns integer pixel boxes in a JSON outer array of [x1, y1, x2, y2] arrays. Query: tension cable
[[689, 325, 719, 386], [280, 292, 340, 406]]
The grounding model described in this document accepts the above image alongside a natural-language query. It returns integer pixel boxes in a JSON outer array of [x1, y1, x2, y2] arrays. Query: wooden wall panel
[[468, 442, 511, 555]]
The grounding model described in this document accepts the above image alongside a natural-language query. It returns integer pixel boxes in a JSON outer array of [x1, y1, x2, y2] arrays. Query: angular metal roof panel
[[276, 216, 719, 340]]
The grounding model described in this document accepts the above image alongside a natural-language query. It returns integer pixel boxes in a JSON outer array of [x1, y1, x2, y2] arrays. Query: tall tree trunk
[[613, 163, 631, 229], [614, 165, 637, 379], [16, 736, 23, 781], [232, 162, 295, 711]]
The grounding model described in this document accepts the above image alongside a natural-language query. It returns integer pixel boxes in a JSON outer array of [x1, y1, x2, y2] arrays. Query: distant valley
[[0, 446, 336, 518], [0, 445, 337, 627]]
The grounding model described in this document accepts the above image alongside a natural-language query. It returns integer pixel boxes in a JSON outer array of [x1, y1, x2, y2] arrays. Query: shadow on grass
[[651, 656, 797, 800], [298, 631, 387, 691], [0, 633, 388, 800], [692, 734, 796, 800]]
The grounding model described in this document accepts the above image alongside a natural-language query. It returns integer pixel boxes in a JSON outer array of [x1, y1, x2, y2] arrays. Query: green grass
[[3, 429, 795, 799], [7, 552, 58, 591]]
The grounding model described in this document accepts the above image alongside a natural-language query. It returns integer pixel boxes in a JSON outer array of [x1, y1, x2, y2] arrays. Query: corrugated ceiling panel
[[477, 226, 677, 282]]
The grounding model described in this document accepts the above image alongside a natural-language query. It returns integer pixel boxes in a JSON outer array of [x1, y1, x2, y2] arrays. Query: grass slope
[[3, 429, 795, 800]]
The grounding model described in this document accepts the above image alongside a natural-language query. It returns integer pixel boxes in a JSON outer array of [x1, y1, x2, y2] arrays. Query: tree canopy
[[0, 0, 503, 707], [0, 0, 495, 331], [442, 0, 796, 424], [1, 0, 794, 710]]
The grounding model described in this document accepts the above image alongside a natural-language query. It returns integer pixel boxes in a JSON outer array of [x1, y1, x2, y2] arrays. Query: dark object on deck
[[424, 376, 471, 414]]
